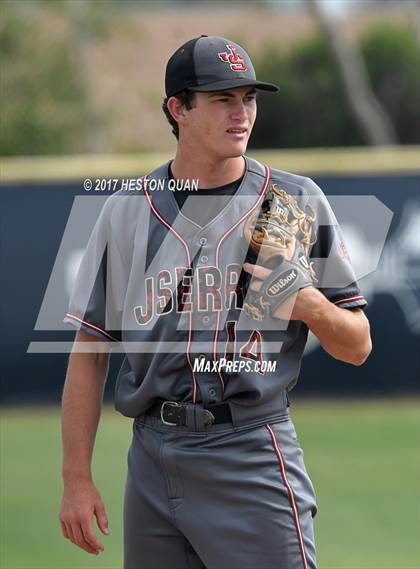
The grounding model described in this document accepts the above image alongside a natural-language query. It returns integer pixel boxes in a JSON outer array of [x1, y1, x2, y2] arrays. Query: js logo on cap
[[218, 45, 247, 72]]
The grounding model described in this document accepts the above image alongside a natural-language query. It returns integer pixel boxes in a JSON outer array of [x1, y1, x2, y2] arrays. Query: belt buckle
[[160, 401, 181, 426]]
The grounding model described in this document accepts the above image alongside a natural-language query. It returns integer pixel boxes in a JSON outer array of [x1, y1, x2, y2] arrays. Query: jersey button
[[202, 315, 210, 325], [200, 255, 208, 263], [199, 237, 207, 246], [208, 388, 217, 401]]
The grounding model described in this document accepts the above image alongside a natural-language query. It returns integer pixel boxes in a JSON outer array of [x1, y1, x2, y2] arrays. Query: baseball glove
[[242, 184, 317, 321]]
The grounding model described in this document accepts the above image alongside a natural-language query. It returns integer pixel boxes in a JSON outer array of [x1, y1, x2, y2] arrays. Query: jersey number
[[224, 321, 264, 374]]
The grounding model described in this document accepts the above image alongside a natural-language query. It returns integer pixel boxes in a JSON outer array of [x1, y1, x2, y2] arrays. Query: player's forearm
[[61, 341, 110, 483], [298, 288, 372, 365]]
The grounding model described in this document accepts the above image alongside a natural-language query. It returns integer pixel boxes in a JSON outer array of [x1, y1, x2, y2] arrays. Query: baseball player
[[59, 35, 372, 569]]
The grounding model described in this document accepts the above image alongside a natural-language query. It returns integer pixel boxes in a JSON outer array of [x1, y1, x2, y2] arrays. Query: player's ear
[[167, 96, 189, 125]]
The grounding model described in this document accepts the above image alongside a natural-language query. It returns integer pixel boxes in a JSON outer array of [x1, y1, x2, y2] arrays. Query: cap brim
[[188, 78, 279, 93]]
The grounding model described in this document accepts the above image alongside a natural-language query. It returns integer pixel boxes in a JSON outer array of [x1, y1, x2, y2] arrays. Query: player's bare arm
[[59, 329, 111, 555], [244, 262, 372, 365], [289, 287, 371, 365]]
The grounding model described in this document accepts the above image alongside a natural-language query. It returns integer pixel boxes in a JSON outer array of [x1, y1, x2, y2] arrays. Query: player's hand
[[59, 480, 109, 555], [243, 262, 323, 322]]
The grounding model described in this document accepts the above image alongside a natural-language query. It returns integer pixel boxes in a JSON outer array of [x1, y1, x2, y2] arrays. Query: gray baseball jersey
[[64, 155, 367, 569], [64, 156, 366, 422]]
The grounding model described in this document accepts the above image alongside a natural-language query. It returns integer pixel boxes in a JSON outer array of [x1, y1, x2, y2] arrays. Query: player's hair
[[162, 90, 196, 140]]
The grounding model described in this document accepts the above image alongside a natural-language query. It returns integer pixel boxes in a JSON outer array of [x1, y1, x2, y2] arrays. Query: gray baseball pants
[[123, 412, 318, 569]]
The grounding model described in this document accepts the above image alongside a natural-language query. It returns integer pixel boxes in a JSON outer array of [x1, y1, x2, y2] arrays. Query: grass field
[[1, 399, 418, 569]]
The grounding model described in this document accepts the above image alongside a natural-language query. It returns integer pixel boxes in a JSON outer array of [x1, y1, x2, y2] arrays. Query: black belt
[[146, 399, 232, 427]]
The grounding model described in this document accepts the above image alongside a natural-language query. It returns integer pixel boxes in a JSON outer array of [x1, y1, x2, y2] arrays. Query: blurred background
[[1, 0, 419, 154], [1, 1, 419, 568]]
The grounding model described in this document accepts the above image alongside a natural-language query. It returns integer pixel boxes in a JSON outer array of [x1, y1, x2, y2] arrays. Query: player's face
[[183, 87, 257, 159]]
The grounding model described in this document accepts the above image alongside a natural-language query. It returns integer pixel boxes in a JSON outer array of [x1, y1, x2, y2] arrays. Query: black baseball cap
[[165, 35, 279, 98]]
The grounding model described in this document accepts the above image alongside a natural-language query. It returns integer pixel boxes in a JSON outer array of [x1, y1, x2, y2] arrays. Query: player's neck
[[171, 150, 245, 189]]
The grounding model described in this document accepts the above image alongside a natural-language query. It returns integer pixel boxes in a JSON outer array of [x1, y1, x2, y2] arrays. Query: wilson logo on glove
[[267, 269, 298, 297]]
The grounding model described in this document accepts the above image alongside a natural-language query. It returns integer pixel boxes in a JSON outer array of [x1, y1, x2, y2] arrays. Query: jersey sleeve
[[305, 178, 368, 310], [63, 196, 125, 342]]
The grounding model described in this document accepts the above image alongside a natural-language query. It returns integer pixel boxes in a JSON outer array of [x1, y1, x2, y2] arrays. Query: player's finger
[[81, 516, 105, 552], [243, 262, 272, 280], [65, 521, 77, 546], [94, 501, 110, 535], [73, 522, 100, 555], [60, 520, 70, 540], [249, 279, 263, 292]]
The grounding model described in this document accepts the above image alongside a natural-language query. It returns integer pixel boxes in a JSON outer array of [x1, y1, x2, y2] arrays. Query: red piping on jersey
[[213, 165, 271, 391], [65, 313, 119, 342], [334, 294, 365, 305], [142, 176, 199, 404], [266, 423, 309, 569]]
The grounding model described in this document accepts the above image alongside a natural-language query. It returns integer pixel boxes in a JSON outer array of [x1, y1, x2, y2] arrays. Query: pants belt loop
[[185, 404, 197, 431]]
